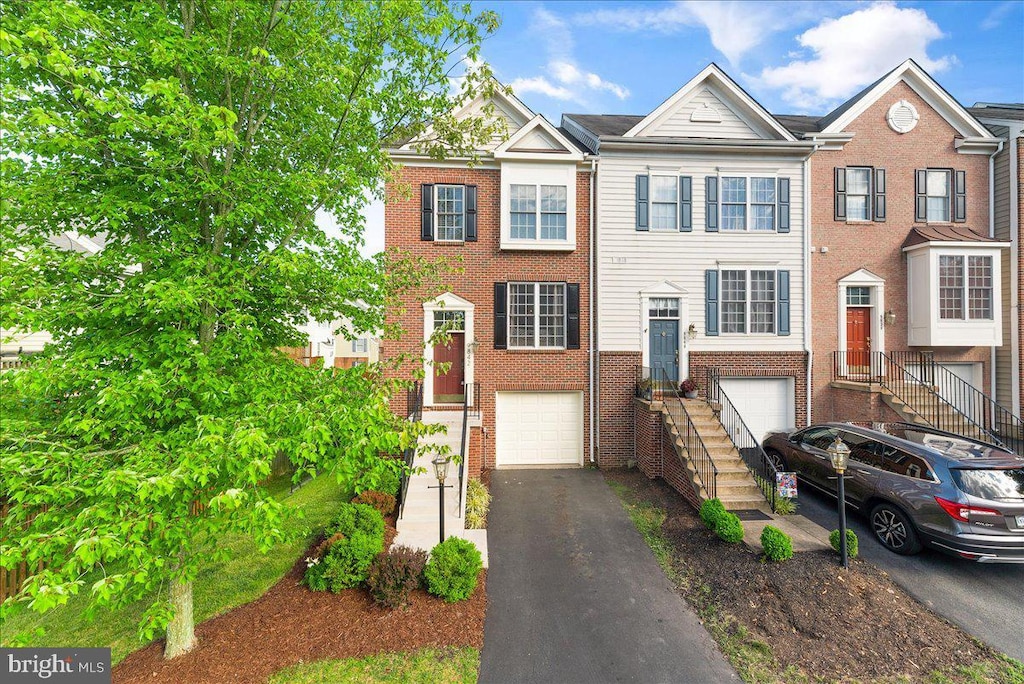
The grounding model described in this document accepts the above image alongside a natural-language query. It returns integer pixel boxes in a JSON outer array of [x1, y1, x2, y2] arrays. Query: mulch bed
[[605, 469, 1007, 682], [113, 519, 486, 684]]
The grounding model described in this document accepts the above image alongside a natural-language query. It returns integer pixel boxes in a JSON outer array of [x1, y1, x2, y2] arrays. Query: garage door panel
[[718, 378, 795, 444], [496, 392, 582, 467]]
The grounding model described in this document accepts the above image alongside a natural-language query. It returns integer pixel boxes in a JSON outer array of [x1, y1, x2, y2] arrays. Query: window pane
[[540, 185, 567, 212], [721, 177, 746, 203], [540, 186, 568, 240], [751, 178, 775, 203], [721, 204, 746, 231], [540, 212, 567, 240], [510, 184, 537, 240], [847, 168, 870, 195], [436, 185, 465, 241], [649, 298, 679, 318], [926, 170, 949, 196], [433, 310, 465, 330], [939, 255, 964, 319], [927, 197, 949, 222], [721, 270, 746, 333], [538, 283, 565, 347], [846, 286, 871, 306], [968, 256, 992, 320], [750, 270, 776, 333], [846, 195, 869, 221], [751, 204, 775, 231], [509, 283, 535, 347], [651, 202, 678, 230], [650, 176, 677, 202]]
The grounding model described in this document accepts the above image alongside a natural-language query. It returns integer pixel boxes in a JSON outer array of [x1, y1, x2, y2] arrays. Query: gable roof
[[623, 64, 796, 141], [817, 59, 993, 139], [969, 104, 1024, 122], [493, 114, 585, 160]]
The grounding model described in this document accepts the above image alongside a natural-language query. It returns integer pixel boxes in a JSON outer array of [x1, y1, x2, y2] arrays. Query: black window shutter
[[705, 177, 718, 232], [705, 270, 719, 336], [777, 177, 790, 233], [566, 283, 580, 349], [421, 184, 434, 241], [777, 270, 791, 336], [834, 167, 846, 220], [679, 176, 692, 232], [464, 185, 478, 241], [493, 283, 507, 350], [914, 170, 928, 222], [873, 168, 886, 221], [953, 170, 966, 222], [635, 175, 649, 231]]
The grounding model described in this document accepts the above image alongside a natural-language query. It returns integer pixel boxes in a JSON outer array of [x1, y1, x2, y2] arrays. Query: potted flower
[[680, 378, 699, 399]]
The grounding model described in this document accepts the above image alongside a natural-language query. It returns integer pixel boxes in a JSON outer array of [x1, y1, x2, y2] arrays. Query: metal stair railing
[[656, 368, 717, 501], [832, 351, 1014, 452], [456, 382, 478, 515], [706, 368, 780, 512], [397, 380, 423, 520]]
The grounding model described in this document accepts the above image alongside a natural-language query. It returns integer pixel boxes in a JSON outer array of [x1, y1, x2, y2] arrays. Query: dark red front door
[[846, 307, 871, 372], [433, 332, 465, 403]]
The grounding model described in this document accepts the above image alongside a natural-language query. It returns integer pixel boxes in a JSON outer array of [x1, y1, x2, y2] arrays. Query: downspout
[[987, 140, 1004, 405], [589, 155, 598, 463], [802, 143, 821, 426]]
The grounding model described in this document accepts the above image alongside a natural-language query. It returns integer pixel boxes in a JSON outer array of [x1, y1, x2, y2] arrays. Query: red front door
[[433, 332, 465, 403], [846, 307, 871, 372]]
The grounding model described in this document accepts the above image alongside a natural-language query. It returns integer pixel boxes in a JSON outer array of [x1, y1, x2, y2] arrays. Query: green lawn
[[1, 474, 346, 664], [268, 647, 479, 684]]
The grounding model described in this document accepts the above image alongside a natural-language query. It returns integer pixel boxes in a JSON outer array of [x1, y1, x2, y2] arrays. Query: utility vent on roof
[[887, 99, 919, 134], [690, 102, 722, 123]]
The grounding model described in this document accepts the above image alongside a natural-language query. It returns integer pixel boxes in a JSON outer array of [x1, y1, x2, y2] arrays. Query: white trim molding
[[422, 293, 475, 408]]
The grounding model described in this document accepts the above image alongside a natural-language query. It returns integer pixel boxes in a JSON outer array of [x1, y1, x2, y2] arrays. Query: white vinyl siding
[[596, 150, 805, 352], [640, 87, 776, 139]]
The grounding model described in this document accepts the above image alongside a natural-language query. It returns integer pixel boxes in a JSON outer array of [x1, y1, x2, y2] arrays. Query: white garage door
[[718, 378, 795, 444], [496, 392, 583, 467]]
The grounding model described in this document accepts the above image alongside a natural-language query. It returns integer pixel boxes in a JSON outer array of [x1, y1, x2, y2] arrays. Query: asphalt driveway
[[479, 469, 737, 684], [797, 486, 1024, 661]]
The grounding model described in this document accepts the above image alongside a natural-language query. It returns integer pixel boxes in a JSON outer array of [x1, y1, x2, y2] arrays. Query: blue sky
[[353, 0, 1024, 254]]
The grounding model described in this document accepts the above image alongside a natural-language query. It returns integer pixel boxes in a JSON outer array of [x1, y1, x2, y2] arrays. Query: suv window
[[881, 449, 935, 481], [838, 430, 885, 469], [799, 427, 838, 451]]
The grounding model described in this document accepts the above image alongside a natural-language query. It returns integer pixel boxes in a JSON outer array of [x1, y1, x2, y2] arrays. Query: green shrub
[[760, 525, 794, 561], [327, 503, 386, 540], [699, 498, 727, 529], [715, 512, 744, 543], [367, 545, 428, 609], [352, 490, 397, 517], [774, 497, 798, 516], [829, 529, 859, 559], [424, 537, 482, 603], [464, 479, 491, 530], [355, 461, 402, 497]]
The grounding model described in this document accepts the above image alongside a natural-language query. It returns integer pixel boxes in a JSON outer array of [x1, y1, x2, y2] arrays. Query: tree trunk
[[164, 578, 196, 659]]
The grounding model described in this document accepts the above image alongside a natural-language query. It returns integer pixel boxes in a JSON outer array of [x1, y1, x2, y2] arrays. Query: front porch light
[[827, 436, 850, 474], [432, 455, 450, 485]]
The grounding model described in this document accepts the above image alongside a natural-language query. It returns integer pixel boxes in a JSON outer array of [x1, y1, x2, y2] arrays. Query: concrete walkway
[[479, 469, 737, 684]]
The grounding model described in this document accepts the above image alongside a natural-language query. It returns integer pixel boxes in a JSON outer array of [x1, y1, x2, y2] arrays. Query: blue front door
[[649, 319, 679, 385]]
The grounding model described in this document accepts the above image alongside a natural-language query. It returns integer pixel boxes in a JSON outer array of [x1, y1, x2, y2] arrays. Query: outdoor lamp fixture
[[827, 436, 852, 568], [882, 310, 897, 327], [430, 455, 452, 544]]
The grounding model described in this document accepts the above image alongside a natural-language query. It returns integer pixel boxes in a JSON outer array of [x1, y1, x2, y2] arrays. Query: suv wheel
[[870, 503, 922, 555]]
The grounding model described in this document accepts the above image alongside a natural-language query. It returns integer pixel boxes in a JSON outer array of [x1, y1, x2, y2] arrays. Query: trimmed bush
[[465, 479, 491, 530], [304, 503, 386, 593], [352, 490, 396, 517], [367, 545, 428, 609], [760, 525, 794, 562], [715, 512, 744, 543], [355, 462, 402, 498], [829, 529, 859, 559], [424, 537, 482, 603], [699, 498, 727, 529]]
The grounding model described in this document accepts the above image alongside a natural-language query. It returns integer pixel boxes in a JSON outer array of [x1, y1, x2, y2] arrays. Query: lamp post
[[827, 435, 851, 568], [430, 455, 452, 545]]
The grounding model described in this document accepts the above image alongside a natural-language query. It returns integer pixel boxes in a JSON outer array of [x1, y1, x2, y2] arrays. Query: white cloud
[[579, 1, 841, 66], [980, 1, 1016, 30], [508, 7, 629, 108], [756, 2, 955, 111]]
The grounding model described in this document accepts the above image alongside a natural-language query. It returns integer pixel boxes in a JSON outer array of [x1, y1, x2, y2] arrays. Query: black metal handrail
[[655, 368, 717, 500], [397, 380, 423, 519], [707, 368, 780, 512], [831, 351, 1017, 452], [456, 382, 475, 515]]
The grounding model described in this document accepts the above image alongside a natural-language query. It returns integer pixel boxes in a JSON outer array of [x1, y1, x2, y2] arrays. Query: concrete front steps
[[663, 398, 770, 512], [393, 410, 489, 567]]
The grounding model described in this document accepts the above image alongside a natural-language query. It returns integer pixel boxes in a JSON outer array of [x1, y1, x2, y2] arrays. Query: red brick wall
[[809, 80, 992, 422], [382, 165, 592, 472], [829, 385, 906, 425], [634, 400, 662, 479], [688, 351, 809, 427], [598, 351, 641, 467]]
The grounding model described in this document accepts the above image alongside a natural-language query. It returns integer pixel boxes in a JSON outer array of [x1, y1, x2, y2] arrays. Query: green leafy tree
[[0, 0, 498, 659]]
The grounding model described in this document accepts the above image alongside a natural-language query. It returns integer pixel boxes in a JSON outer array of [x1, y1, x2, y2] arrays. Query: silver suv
[[762, 423, 1024, 563]]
